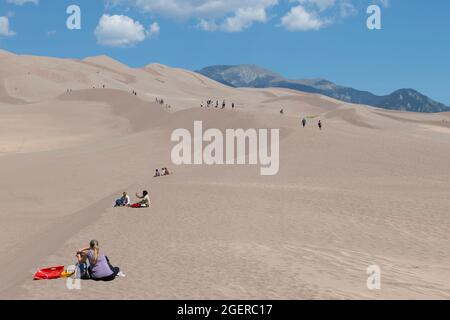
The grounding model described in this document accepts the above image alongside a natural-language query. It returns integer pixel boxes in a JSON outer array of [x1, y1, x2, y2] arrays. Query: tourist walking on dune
[[302, 118, 307, 128], [318, 120, 323, 130]]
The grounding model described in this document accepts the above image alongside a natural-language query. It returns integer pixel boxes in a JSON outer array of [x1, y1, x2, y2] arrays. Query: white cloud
[[108, 0, 277, 19], [94, 14, 159, 47], [222, 7, 269, 32], [108, 0, 278, 32], [107, 0, 390, 33], [299, 0, 336, 12], [0, 16, 16, 37], [281, 6, 327, 31], [148, 22, 160, 38], [339, 0, 357, 17], [280, 0, 357, 31], [199, 6, 269, 32], [6, 0, 38, 5], [379, 0, 390, 8], [198, 19, 219, 32], [297, 0, 356, 16]]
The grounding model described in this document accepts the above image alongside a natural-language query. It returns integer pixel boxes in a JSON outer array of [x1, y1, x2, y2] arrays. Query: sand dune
[[0, 51, 449, 299]]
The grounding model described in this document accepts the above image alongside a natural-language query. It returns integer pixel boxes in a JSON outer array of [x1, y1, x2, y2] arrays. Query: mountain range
[[197, 65, 450, 113]]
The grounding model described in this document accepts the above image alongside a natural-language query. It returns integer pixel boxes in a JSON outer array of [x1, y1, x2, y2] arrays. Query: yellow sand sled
[[60, 265, 77, 278]]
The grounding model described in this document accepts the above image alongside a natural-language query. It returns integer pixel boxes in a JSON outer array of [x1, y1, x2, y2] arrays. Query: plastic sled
[[130, 203, 149, 208], [33, 266, 65, 280], [61, 265, 77, 278]]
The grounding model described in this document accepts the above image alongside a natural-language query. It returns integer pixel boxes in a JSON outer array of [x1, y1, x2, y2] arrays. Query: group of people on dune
[[279, 109, 323, 130], [80, 169, 166, 281], [301, 117, 323, 130], [114, 191, 150, 208], [100, 168, 173, 280], [72, 101, 327, 286], [156, 97, 172, 110], [113, 167, 172, 208], [154, 167, 171, 177], [201, 99, 235, 110]]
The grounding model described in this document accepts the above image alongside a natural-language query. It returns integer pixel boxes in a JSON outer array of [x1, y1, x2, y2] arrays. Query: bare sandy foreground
[[0, 50, 450, 299]]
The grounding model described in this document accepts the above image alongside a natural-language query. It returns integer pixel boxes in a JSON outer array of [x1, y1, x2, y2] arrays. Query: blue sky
[[0, 0, 449, 104]]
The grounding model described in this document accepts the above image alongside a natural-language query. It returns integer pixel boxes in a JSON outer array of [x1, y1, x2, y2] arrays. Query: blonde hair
[[90, 240, 100, 265]]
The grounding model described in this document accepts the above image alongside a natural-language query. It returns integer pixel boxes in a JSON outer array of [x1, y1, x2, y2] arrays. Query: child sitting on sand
[[76, 240, 124, 281], [114, 192, 130, 207], [130, 191, 150, 208]]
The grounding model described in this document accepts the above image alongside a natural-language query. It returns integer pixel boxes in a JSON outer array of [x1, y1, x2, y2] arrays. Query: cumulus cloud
[[280, 0, 357, 31], [94, 14, 159, 47], [6, 0, 38, 5], [298, 0, 336, 12], [281, 6, 327, 31], [148, 22, 160, 38], [0, 16, 16, 37], [108, 0, 277, 19], [199, 6, 269, 32], [108, 0, 278, 32], [106, 0, 391, 33]]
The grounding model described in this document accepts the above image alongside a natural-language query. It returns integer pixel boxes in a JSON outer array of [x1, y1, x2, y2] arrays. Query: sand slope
[[0, 51, 449, 299]]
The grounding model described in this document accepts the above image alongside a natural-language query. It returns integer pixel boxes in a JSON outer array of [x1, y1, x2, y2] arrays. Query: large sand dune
[[0, 51, 449, 299]]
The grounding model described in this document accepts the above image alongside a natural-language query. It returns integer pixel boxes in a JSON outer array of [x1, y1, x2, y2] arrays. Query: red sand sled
[[130, 203, 150, 208], [33, 266, 65, 280]]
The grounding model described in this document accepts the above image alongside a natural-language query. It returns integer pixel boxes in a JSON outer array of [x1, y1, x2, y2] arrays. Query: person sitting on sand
[[280, 109, 284, 115], [163, 168, 171, 176], [154, 169, 161, 178], [115, 192, 130, 207], [131, 191, 150, 208], [76, 240, 124, 281]]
